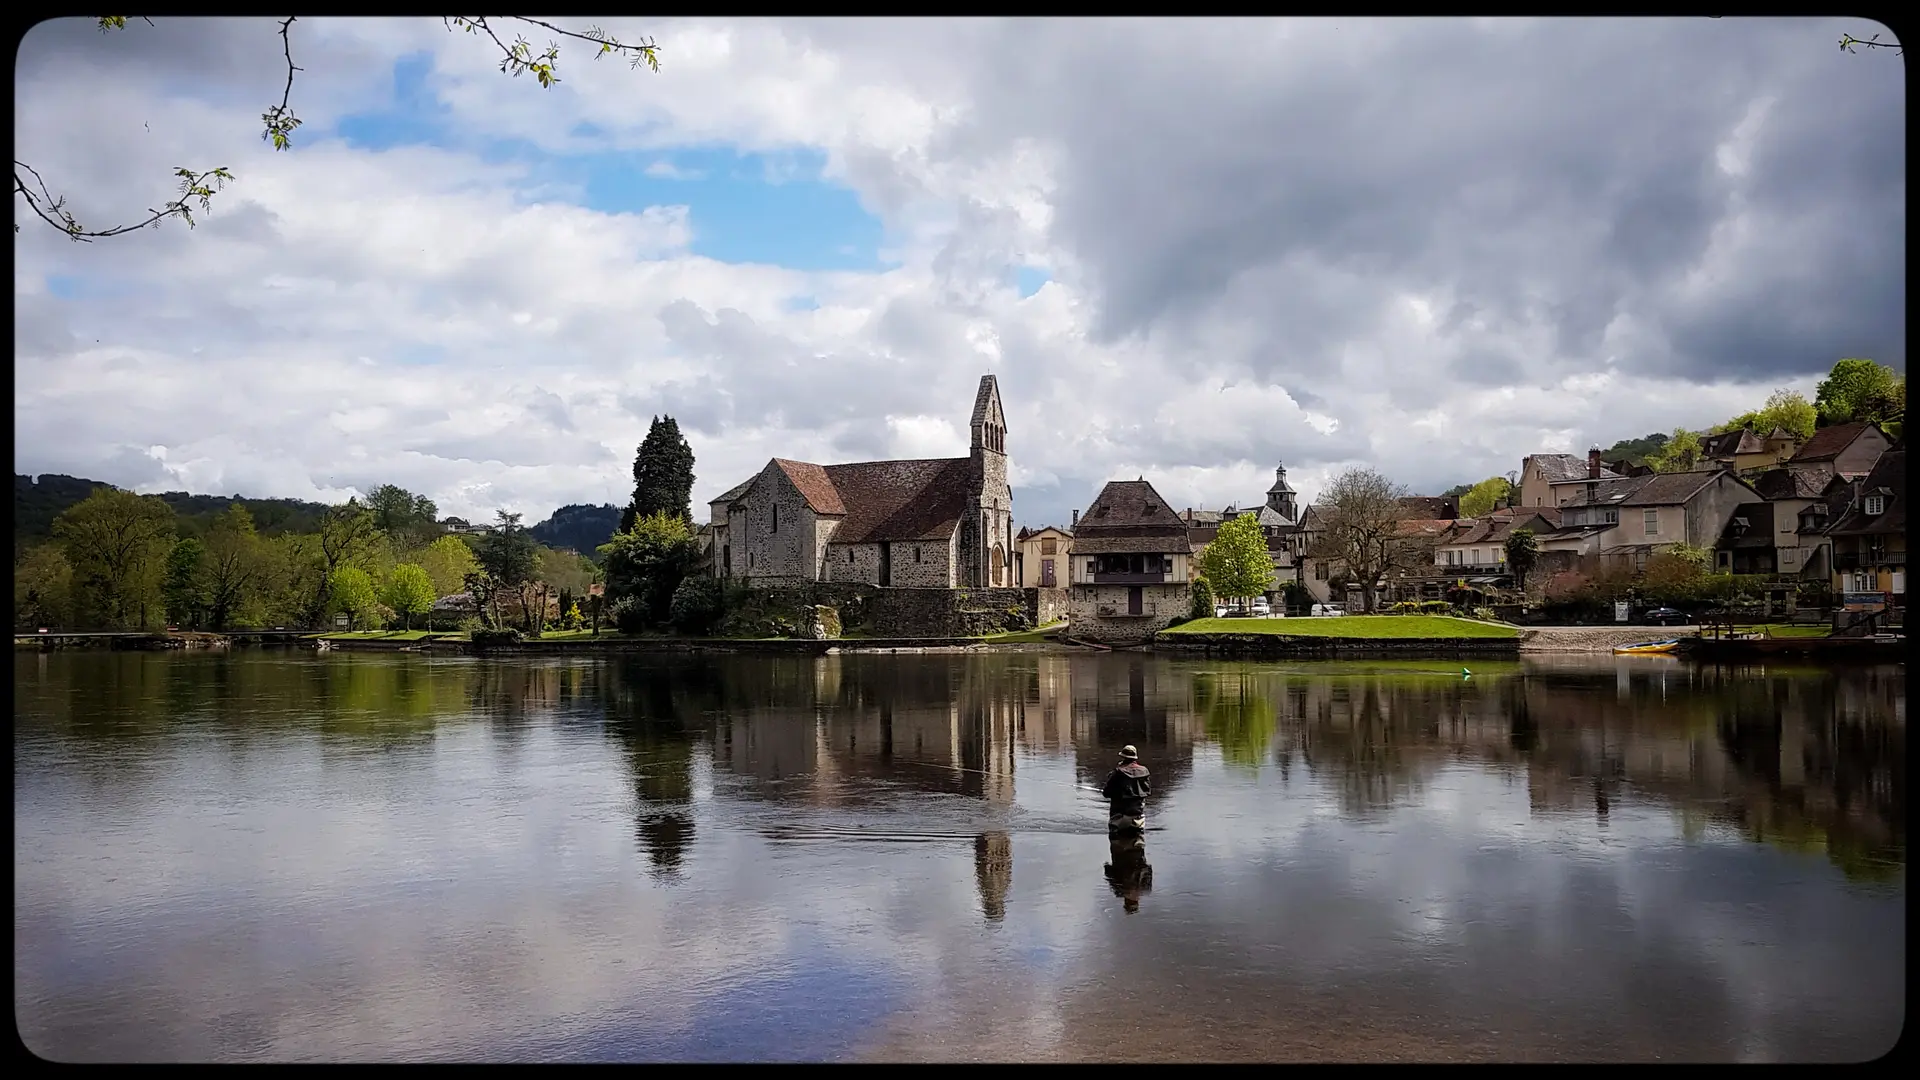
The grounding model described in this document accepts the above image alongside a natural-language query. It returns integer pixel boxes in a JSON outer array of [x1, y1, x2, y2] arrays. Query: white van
[[1311, 603, 1346, 617], [1250, 596, 1273, 617]]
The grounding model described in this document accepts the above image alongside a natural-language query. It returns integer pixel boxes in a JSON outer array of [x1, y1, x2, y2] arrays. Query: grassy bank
[[316, 630, 447, 641], [1161, 615, 1520, 640], [978, 621, 1067, 644]]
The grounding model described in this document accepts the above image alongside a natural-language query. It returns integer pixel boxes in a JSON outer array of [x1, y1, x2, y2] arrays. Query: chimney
[[1071, 509, 1079, 528], [1587, 446, 1602, 480]]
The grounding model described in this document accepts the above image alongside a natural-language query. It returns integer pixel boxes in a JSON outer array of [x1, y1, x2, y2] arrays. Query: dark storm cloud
[[944, 17, 1904, 382]]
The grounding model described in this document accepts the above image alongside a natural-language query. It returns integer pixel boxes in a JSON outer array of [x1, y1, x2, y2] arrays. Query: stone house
[[706, 375, 1014, 587], [1742, 464, 1840, 579], [1518, 450, 1625, 508], [1788, 421, 1893, 481], [1556, 468, 1763, 571], [1700, 426, 1800, 474], [1825, 446, 1906, 619], [1015, 525, 1073, 589], [1067, 479, 1196, 642]]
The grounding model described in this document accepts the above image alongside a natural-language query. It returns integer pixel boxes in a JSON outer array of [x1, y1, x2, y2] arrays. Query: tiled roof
[[1397, 496, 1457, 519], [1556, 475, 1654, 507], [1701, 428, 1764, 458], [1791, 421, 1881, 463], [1827, 448, 1906, 536], [1441, 518, 1515, 547], [1752, 464, 1834, 501], [1074, 479, 1191, 554], [823, 457, 974, 543], [773, 459, 847, 515], [710, 478, 753, 507], [1529, 453, 1624, 484], [1619, 470, 1732, 507], [1396, 518, 1454, 538]]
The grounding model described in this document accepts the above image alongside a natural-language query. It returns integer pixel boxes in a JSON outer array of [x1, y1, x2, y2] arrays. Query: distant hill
[[529, 503, 623, 558], [15, 473, 334, 548], [1600, 432, 1671, 468]]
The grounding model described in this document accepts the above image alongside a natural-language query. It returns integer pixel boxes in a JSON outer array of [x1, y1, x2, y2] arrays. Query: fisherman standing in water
[[1101, 745, 1151, 835]]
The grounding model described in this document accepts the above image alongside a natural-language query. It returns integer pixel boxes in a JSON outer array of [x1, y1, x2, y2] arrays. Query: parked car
[[1250, 596, 1272, 617], [1311, 604, 1346, 617], [1642, 607, 1690, 626]]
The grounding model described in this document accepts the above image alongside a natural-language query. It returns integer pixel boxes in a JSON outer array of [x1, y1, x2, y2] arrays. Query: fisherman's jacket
[[1101, 762, 1151, 817]]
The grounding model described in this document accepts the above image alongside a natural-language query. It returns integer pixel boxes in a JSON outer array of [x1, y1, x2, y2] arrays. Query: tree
[[668, 575, 725, 635], [1716, 387, 1818, 441], [367, 484, 440, 548], [18, 16, 661, 242], [600, 512, 702, 632], [1188, 576, 1215, 621], [620, 415, 696, 532], [1601, 432, 1670, 468], [1306, 467, 1419, 614], [52, 487, 177, 628], [163, 538, 209, 628], [478, 510, 540, 630], [201, 504, 263, 630], [419, 534, 481, 598], [1646, 428, 1704, 473], [1458, 476, 1515, 518], [1198, 514, 1276, 605], [1504, 527, 1541, 595], [1815, 359, 1905, 430], [13, 544, 73, 628], [315, 499, 378, 619], [328, 566, 378, 630], [259, 532, 327, 628], [382, 564, 436, 631]]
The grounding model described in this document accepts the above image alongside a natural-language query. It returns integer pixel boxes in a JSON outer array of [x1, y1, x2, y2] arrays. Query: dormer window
[[1865, 495, 1886, 516]]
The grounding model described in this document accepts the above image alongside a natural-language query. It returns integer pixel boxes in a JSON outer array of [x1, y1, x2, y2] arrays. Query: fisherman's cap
[[1119, 745, 1138, 760]]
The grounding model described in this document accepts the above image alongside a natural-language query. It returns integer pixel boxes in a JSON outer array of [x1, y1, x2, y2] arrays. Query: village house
[[1555, 467, 1763, 572], [1825, 446, 1906, 623], [1518, 451, 1626, 508], [706, 375, 1014, 587], [1067, 479, 1196, 642], [1295, 494, 1459, 608], [1736, 464, 1842, 579], [1014, 525, 1073, 588], [1787, 420, 1893, 481], [1180, 462, 1304, 606], [1700, 426, 1801, 475]]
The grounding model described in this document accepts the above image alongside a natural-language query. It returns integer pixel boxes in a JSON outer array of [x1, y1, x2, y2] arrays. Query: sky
[[12, 17, 1906, 529]]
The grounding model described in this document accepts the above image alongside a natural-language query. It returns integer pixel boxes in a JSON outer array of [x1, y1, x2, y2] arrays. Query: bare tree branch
[[1839, 32, 1903, 56], [23, 16, 661, 242]]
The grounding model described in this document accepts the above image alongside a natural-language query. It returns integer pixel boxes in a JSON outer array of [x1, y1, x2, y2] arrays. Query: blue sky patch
[[45, 274, 83, 300], [1014, 267, 1053, 299], [333, 52, 449, 151]]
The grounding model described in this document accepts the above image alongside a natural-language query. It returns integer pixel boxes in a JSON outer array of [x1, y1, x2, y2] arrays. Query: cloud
[[12, 16, 1905, 528]]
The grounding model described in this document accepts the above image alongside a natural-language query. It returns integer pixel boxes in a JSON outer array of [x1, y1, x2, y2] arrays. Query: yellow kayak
[[1614, 639, 1682, 655]]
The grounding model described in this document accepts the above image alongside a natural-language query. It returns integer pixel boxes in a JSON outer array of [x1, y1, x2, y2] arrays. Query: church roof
[[823, 457, 975, 543]]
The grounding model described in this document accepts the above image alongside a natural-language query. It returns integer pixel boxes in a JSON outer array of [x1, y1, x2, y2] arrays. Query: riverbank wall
[[1149, 634, 1522, 660]]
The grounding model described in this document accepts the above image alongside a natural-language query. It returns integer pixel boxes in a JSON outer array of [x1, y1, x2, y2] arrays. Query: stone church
[[708, 375, 1015, 587]]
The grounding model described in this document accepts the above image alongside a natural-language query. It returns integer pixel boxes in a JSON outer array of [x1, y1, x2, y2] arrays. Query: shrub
[[608, 595, 649, 635], [470, 627, 522, 646], [669, 575, 726, 635], [1189, 578, 1215, 621]]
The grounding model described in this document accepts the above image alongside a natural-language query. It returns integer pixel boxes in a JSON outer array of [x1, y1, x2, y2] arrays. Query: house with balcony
[[1700, 426, 1800, 475], [1556, 468, 1763, 571], [1742, 464, 1842, 580], [1825, 446, 1906, 623], [1014, 525, 1072, 588], [1066, 479, 1195, 643]]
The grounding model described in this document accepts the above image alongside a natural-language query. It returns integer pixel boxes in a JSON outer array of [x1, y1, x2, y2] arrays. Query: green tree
[[163, 538, 209, 628], [202, 504, 263, 630], [316, 498, 378, 619], [1815, 358, 1906, 430], [328, 566, 378, 630], [600, 511, 702, 632], [382, 564, 436, 630], [419, 534, 480, 598], [20, 17, 660, 242], [260, 533, 327, 628], [1504, 527, 1541, 595], [620, 415, 696, 532], [367, 484, 440, 548], [1458, 476, 1515, 518], [1716, 387, 1818, 442], [668, 574, 725, 635], [1188, 576, 1215, 621], [1199, 514, 1276, 605], [52, 487, 177, 628], [478, 510, 540, 629], [13, 543, 73, 628], [1646, 428, 1705, 473]]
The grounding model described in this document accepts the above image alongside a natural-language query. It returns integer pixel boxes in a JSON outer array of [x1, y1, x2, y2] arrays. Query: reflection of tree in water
[[974, 831, 1012, 921], [1191, 671, 1277, 769], [1284, 677, 1445, 819], [600, 660, 708, 879]]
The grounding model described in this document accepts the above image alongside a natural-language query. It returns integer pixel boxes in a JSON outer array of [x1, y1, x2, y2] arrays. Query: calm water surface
[[13, 649, 1905, 1062]]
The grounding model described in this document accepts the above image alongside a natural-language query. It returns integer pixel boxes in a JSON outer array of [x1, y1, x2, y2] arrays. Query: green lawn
[[979, 621, 1067, 644], [1160, 615, 1520, 639]]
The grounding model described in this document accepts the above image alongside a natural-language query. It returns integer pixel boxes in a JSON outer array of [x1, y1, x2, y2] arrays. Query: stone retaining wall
[[1153, 634, 1521, 659], [1517, 626, 1696, 653]]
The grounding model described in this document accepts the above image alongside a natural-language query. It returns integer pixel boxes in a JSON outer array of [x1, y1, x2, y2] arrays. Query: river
[[12, 649, 1905, 1062]]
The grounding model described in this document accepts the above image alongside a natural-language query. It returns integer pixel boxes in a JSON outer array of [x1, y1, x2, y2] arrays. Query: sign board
[[334, 613, 351, 628], [1614, 602, 1630, 623], [1843, 592, 1889, 612]]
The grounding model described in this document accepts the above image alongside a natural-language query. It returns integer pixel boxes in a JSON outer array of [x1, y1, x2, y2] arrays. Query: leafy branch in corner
[[16, 15, 660, 242], [1838, 32, 1903, 56]]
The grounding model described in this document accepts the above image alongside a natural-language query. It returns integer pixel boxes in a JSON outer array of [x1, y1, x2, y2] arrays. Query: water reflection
[[12, 650, 1906, 1062]]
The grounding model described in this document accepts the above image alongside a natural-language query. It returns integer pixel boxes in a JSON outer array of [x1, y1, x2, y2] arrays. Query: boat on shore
[[1614, 639, 1683, 655]]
